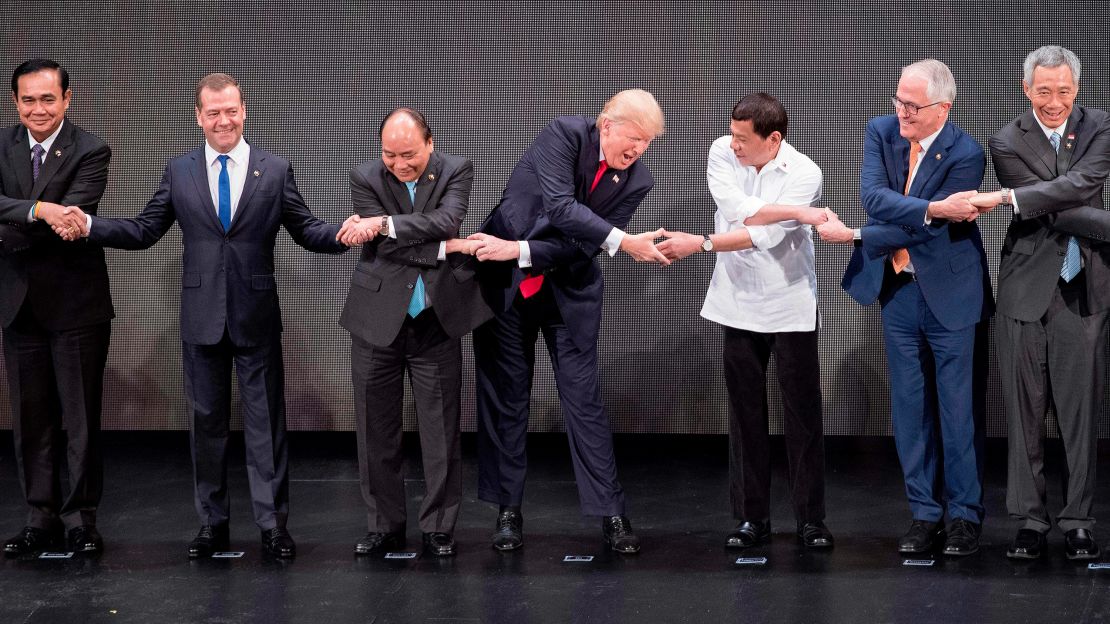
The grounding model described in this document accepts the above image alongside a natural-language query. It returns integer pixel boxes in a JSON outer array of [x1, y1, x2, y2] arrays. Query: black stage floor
[[1, 431, 1109, 623]]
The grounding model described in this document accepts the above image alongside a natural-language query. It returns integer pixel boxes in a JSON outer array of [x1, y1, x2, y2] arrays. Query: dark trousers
[[182, 331, 288, 531], [474, 287, 625, 517], [998, 274, 1108, 533], [723, 324, 825, 526], [2, 309, 110, 531], [351, 310, 462, 534]]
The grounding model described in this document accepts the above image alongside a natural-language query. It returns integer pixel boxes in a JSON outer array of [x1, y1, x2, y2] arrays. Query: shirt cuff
[[27, 202, 36, 223], [386, 216, 396, 239], [853, 228, 862, 241], [1011, 191, 1022, 217], [86, 214, 93, 232], [437, 241, 446, 261], [602, 227, 625, 257], [517, 240, 532, 268]]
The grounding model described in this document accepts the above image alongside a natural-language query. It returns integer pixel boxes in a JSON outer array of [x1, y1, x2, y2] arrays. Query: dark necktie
[[31, 144, 44, 181], [217, 155, 231, 232]]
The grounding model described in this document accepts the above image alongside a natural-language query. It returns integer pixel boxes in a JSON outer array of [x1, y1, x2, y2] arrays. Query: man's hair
[[11, 58, 68, 94], [1023, 45, 1081, 84], [195, 73, 242, 109], [379, 107, 433, 141], [731, 93, 788, 139], [901, 59, 957, 103], [597, 89, 665, 137]]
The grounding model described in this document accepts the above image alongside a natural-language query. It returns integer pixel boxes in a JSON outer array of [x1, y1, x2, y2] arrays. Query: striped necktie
[[1054, 132, 1081, 282]]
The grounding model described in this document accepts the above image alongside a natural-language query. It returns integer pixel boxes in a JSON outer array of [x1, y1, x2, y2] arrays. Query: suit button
[[407, 283, 414, 289], [1057, 251, 1065, 256]]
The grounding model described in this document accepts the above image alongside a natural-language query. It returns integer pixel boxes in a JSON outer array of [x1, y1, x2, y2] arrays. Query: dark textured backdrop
[[2, 1, 1108, 435]]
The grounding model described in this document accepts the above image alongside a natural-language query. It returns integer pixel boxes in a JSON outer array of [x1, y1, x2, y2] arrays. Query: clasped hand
[[41, 202, 88, 241]]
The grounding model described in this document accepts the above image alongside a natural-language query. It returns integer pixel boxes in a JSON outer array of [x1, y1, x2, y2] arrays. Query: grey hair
[[1023, 45, 1081, 84], [901, 59, 957, 103]]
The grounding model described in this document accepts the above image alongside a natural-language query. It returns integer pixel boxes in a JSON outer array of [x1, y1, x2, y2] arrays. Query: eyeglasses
[[891, 96, 945, 116]]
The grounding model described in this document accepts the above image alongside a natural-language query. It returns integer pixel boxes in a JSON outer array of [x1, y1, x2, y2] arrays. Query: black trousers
[[351, 310, 462, 534], [723, 325, 825, 526], [182, 331, 288, 531], [3, 306, 110, 531]]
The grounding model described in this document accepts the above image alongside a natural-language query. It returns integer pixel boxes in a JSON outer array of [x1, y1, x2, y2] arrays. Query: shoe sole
[[1006, 549, 1041, 560], [1066, 551, 1100, 561], [942, 546, 979, 557], [492, 541, 522, 552], [604, 537, 641, 554]]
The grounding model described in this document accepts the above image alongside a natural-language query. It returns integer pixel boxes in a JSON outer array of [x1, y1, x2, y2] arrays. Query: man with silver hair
[[971, 45, 1110, 560], [467, 89, 667, 554], [823, 59, 992, 556]]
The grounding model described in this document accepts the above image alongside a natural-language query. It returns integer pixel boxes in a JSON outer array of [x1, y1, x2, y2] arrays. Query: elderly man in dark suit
[[467, 89, 667, 554], [970, 45, 1110, 561], [335, 108, 491, 557], [0, 59, 112, 556], [65, 73, 350, 559]]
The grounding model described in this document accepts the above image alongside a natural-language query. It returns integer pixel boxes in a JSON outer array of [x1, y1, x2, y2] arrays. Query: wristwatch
[[701, 235, 714, 252], [379, 216, 390, 236], [999, 187, 1012, 206]]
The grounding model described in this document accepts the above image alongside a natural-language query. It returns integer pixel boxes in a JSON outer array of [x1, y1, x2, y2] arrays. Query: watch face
[[701, 238, 712, 252]]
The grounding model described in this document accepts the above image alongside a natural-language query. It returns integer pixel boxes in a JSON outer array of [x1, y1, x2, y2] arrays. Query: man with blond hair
[[468, 89, 666, 553]]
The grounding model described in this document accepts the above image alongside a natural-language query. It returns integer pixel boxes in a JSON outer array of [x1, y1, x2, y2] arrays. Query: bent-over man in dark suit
[[65, 73, 351, 559], [467, 89, 668, 554], [0, 59, 112, 556], [335, 108, 491, 557]]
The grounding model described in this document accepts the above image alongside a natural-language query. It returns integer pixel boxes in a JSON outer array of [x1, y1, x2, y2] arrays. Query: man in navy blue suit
[[64, 73, 351, 559], [467, 89, 667, 554], [819, 59, 992, 556]]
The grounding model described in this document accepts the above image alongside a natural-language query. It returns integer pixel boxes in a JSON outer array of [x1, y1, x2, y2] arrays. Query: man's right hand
[[620, 229, 670, 265], [37, 202, 87, 239], [926, 190, 979, 222]]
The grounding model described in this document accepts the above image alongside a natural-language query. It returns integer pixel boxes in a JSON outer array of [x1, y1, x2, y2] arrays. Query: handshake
[[815, 189, 1000, 244], [35, 202, 89, 241]]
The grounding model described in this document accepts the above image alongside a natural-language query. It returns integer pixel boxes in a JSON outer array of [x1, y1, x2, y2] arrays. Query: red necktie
[[520, 160, 610, 299], [892, 141, 921, 274]]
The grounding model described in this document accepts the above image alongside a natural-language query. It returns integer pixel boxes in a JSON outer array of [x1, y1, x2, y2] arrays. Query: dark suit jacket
[[477, 115, 653, 352], [842, 115, 992, 331], [87, 143, 345, 346], [0, 120, 114, 329], [339, 151, 492, 346], [991, 106, 1110, 321]]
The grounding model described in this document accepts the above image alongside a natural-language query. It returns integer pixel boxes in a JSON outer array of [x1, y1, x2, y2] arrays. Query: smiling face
[[599, 119, 652, 170], [894, 74, 950, 142], [195, 85, 245, 153], [380, 114, 433, 182], [729, 118, 780, 170], [1023, 64, 1078, 129], [13, 69, 70, 143]]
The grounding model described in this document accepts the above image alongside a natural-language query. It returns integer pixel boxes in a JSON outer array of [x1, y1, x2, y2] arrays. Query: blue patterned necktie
[[30, 144, 44, 181], [217, 155, 232, 232], [405, 181, 426, 317], [1053, 132, 1081, 282]]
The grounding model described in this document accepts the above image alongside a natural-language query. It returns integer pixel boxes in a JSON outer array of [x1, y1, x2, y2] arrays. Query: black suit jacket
[[991, 106, 1110, 321], [339, 152, 492, 346], [477, 115, 654, 352], [87, 143, 345, 346], [0, 120, 114, 329]]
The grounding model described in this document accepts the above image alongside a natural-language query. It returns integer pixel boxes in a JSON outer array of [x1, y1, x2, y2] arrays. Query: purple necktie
[[31, 144, 44, 181]]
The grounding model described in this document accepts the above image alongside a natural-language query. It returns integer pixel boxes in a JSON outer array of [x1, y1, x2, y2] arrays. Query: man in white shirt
[[658, 93, 833, 549]]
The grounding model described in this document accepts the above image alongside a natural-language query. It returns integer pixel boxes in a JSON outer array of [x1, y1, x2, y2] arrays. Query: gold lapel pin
[[253, 170, 260, 177], [428, 173, 435, 181], [1066, 142, 1073, 150], [612, 174, 620, 183], [54, 149, 62, 157], [934, 154, 941, 160]]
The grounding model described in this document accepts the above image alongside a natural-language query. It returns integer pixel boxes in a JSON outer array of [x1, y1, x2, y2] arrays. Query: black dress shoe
[[68, 525, 104, 554], [898, 520, 944, 554], [602, 515, 641, 554], [188, 524, 230, 559], [354, 531, 406, 556], [1006, 528, 1046, 560], [4, 526, 61, 557], [797, 522, 834, 549], [942, 518, 980, 556], [726, 520, 770, 549], [422, 532, 456, 557], [1065, 528, 1101, 561], [261, 527, 296, 559], [492, 506, 523, 551]]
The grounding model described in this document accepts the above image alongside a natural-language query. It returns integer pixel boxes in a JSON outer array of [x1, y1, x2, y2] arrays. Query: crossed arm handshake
[[815, 190, 998, 244]]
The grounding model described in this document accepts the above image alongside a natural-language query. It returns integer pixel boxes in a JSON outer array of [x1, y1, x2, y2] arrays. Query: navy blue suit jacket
[[477, 115, 653, 351], [842, 115, 992, 330], [89, 144, 345, 346]]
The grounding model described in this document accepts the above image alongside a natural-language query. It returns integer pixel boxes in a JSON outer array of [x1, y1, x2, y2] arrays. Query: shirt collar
[[598, 142, 605, 163], [1032, 111, 1067, 140], [27, 119, 65, 153], [916, 125, 943, 154], [759, 140, 798, 173], [204, 138, 250, 167]]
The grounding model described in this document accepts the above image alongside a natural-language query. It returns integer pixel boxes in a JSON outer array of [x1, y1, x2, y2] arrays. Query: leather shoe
[[1006, 528, 1046, 560], [797, 521, 834, 549], [4, 526, 61, 557], [422, 532, 456, 557], [188, 524, 230, 559], [260, 527, 296, 559], [354, 531, 406, 556], [898, 520, 944, 554], [492, 506, 523, 551], [726, 520, 770, 548], [942, 518, 980, 556], [602, 515, 641, 554], [1065, 528, 1100, 561]]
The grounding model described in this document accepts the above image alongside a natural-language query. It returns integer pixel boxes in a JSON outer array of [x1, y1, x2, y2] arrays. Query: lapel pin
[[428, 173, 435, 181], [253, 170, 260, 177], [1066, 142, 1073, 150], [1067, 133, 1076, 140], [612, 174, 620, 183], [54, 149, 62, 157], [934, 154, 941, 160]]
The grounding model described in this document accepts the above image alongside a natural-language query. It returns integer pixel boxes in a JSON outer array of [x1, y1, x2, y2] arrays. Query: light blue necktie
[[1053, 132, 1081, 282], [217, 155, 231, 232], [404, 181, 426, 317]]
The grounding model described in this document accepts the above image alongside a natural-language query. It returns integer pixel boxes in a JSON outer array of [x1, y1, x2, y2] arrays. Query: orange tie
[[892, 140, 922, 274]]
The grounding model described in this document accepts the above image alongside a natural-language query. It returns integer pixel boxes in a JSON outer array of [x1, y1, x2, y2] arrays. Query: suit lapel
[[6, 128, 32, 198], [385, 174, 412, 214], [891, 138, 909, 193], [1057, 109, 1082, 175], [908, 123, 952, 197], [28, 121, 76, 199], [413, 153, 442, 214], [579, 124, 602, 201], [188, 147, 224, 232], [590, 162, 625, 208], [231, 147, 263, 232], [1017, 111, 1058, 176]]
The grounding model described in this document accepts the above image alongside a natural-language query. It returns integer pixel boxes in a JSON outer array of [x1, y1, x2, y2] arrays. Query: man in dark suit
[[827, 59, 992, 556], [467, 89, 668, 554], [969, 46, 1110, 561], [0, 59, 112, 556], [335, 108, 491, 557], [66, 73, 349, 559]]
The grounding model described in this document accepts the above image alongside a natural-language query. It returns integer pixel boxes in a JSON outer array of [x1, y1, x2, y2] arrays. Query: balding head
[[379, 107, 434, 182]]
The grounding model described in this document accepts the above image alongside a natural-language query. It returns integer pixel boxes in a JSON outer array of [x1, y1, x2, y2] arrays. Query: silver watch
[[701, 236, 714, 252]]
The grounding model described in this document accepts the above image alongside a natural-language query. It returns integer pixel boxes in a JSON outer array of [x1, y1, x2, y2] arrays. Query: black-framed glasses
[[890, 96, 944, 116]]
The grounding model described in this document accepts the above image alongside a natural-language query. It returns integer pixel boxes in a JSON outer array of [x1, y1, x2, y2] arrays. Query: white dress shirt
[[900, 126, 942, 274], [204, 139, 250, 223], [26, 120, 66, 222], [700, 136, 823, 333]]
